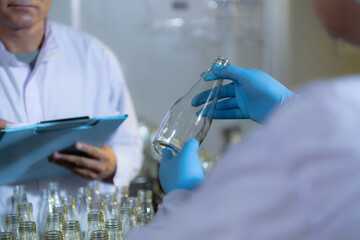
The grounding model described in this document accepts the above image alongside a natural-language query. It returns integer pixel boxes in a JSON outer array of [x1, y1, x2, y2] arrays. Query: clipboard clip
[[35, 117, 98, 133]]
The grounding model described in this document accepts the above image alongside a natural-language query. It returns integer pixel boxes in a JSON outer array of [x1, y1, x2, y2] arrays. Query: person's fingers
[[191, 83, 234, 107], [211, 108, 246, 119], [49, 157, 99, 179], [50, 152, 106, 173], [69, 168, 99, 179], [161, 148, 174, 161], [211, 65, 255, 85], [75, 142, 105, 160], [203, 72, 220, 81], [182, 139, 199, 153], [215, 98, 238, 110], [0, 119, 8, 130]]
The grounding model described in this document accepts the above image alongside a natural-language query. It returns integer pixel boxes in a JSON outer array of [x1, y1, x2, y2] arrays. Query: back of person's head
[[310, 0, 360, 46]]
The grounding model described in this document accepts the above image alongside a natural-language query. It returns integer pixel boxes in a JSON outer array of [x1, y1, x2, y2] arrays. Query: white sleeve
[[125, 82, 360, 239], [99, 45, 143, 187]]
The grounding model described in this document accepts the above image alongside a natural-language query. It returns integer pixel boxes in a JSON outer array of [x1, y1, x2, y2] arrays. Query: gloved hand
[[192, 65, 294, 123], [159, 139, 205, 194]]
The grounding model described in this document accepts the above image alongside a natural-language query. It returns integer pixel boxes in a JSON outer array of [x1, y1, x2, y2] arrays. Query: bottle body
[[19, 221, 38, 240], [0, 232, 14, 240], [63, 221, 81, 240], [153, 57, 230, 156], [105, 220, 122, 240], [5, 214, 21, 240], [85, 212, 104, 240]]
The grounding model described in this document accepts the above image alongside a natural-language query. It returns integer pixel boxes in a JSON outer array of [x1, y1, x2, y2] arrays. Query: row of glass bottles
[[1, 182, 154, 240]]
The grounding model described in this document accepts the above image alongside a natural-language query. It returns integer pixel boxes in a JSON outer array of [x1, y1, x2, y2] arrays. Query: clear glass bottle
[[62, 195, 78, 221], [104, 220, 122, 240], [89, 231, 107, 240], [19, 221, 38, 240], [119, 207, 132, 238], [136, 190, 154, 219], [44, 231, 62, 240], [62, 221, 81, 240], [11, 185, 27, 214], [12, 195, 27, 215], [38, 189, 53, 240], [45, 213, 63, 233], [102, 194, 118, 220], [5, 214, 21, 240], [126, 198, 137, 228], [0, 232, 14, 240], [153, 56, 230, 155], [85, 212, 104, 240], [87, 181, 100, 202], [76, 187, 88, 239], [17, 202, 34, 222], [52, 205, 67, 221], [135, 213, 152, 227], [47, 182, 61, 206], [88, 201, 104, 214]]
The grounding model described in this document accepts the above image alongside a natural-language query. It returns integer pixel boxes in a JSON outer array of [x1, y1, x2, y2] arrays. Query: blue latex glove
[[192, 65, 294, 123], [159, 139, 205, 194]]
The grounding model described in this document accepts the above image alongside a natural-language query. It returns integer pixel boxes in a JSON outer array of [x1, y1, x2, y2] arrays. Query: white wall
[[49, 0, 263, 158], [266, 0, 360, 89]]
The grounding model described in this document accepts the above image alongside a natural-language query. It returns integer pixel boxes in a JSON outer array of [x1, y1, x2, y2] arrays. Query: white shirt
[[127, 75, 360, 240], [0, 22, 142, 220]]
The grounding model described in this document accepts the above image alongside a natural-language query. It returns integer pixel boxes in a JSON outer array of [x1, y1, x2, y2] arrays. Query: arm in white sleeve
[[99, 45, 143, 187], [126, 81, 360, 239]]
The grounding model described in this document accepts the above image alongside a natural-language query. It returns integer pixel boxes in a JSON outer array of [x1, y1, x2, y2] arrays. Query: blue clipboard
[[0, 115, 128, 185]]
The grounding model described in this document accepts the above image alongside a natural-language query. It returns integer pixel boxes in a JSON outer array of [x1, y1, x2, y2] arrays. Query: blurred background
[[49, 0, 360, 164]]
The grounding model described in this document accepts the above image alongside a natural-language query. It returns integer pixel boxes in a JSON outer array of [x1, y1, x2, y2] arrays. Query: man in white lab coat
[[0, 0, 142, 219], [127, 0, 360, 239]]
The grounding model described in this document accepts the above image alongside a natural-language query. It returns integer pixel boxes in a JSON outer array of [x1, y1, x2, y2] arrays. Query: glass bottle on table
[[5, 214, 21, 240], [19, 221, 38, 240], [153, 57, 230, 156], [0, 232, 14, 240], [44, 231, 62, 240], [135, 213, 152, 227], [85, 212, 104, 240], [76, 187, 88, 239], [11, 185, 27, 214], [17, 202, 34, 222], [62, 195, 78, 221], [104, 220, 122, 240], [62, 221, 81, 240], [89, 230, 107, 240], [38, 189, 53, 240], [119, 207, 132, 238], [45, 213, 63, 233]]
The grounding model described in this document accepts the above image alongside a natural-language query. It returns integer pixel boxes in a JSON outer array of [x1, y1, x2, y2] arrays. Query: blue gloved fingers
[[191, 83, 235, 107], [212, 108, 246, 119], [209, 65, 259, 85], [203, 72, 221, 81], [200, 71, 211, 77], [215, 98, 238, 110], [159, 138, 204, 193], [161, 148, 175, 162], [191, 85, 221, 107], [182, 138, 199, 153], [195, 101, 217, 118], [178, 139, 204, 190]]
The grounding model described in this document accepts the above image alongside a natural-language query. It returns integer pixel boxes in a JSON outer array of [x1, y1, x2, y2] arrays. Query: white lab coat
[[127, 75, 360, 240], [0, 22, 142, 222]]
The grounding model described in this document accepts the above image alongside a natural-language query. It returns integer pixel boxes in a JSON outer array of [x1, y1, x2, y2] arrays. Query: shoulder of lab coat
[[125, 76, 360, 240]]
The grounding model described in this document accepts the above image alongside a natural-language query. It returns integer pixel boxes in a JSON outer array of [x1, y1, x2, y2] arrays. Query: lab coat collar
[[0, 20, 61, 67]]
